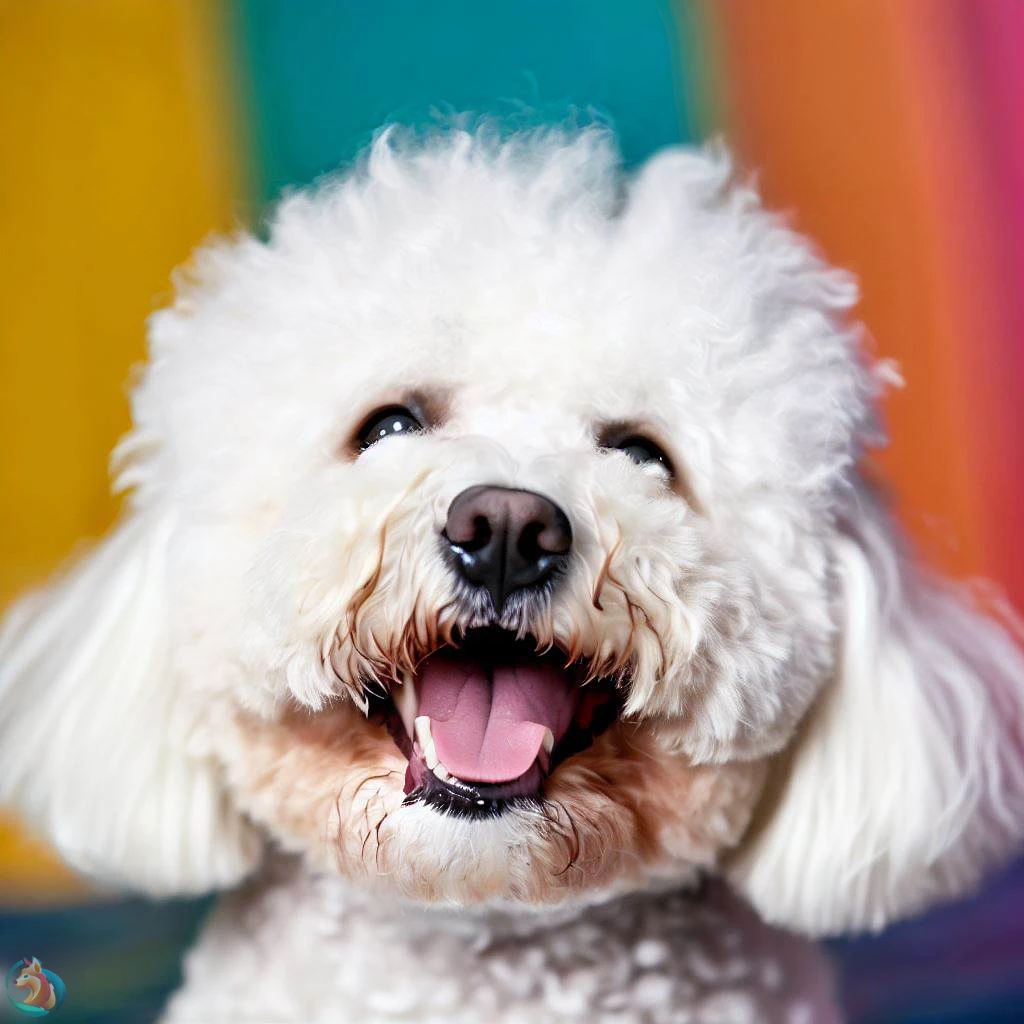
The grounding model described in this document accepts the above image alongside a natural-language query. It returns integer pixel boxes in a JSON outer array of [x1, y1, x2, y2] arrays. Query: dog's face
[[155, 132, 852, 903], [3, 130, 1022, 930]]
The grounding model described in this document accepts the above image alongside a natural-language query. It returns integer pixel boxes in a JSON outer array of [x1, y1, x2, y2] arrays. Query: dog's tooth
[[414, 715, 431, 747], [431, 762, 451, 782], [541, 728, 555, 755], [415, 716, 439, 770], [393, 677, 418, 737]]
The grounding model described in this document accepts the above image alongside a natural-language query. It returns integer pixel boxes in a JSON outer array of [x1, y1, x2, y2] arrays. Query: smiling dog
[[2, 126, 1023, 1022]]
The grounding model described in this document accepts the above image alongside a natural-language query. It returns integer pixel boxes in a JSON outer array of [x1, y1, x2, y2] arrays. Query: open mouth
[[367, 627, 621, 818]]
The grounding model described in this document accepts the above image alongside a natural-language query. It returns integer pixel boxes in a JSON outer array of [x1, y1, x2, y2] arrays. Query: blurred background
[[1, 1, 1022, 1021]]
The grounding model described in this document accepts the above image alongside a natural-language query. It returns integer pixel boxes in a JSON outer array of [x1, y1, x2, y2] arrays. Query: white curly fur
[[1, 126, 1022, 1020]]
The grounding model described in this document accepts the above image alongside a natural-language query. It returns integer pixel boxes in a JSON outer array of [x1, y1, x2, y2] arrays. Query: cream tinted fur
[[0, 128, 1022, 1020]]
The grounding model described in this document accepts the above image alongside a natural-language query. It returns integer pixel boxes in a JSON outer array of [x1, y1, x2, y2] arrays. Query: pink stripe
[[958, 0, 1024, 604]]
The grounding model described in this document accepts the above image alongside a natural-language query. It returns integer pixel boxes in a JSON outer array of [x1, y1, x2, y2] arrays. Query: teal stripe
[[230, 0, 702, 204]]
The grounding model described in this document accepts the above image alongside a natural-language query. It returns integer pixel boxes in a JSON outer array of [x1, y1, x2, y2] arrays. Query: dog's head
[[2, 128, 1022, 933]]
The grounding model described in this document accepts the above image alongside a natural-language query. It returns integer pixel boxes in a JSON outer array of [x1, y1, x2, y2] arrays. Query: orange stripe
[[711, 0, 986, 579]]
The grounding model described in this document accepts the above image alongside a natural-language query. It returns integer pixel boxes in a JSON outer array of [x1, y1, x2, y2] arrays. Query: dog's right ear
[[0, 508, 262, 895]]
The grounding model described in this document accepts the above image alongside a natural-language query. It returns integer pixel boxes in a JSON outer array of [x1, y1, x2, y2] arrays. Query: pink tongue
[[416, 654, 579, 783]]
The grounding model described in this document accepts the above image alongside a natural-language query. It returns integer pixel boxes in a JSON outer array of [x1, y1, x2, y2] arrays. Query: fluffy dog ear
[[0, 510, 262, 895], [728, 484, 1024, 936]]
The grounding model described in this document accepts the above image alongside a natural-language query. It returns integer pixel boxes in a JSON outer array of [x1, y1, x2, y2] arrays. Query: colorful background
[[1, 1, 1022, 1020]]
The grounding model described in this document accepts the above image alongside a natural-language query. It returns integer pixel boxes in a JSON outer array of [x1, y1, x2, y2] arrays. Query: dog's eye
[[603, 433, 674, 475], [357, 406, 424, 450]]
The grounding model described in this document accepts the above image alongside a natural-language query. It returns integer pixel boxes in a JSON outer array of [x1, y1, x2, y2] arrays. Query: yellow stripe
[[0, 0, 243, 897]]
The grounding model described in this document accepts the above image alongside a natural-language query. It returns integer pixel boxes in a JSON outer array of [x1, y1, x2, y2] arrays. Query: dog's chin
[[229, 624, 768, 905]]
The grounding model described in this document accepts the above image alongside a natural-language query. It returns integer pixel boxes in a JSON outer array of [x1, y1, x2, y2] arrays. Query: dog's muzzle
[[364, 487, 618, 820]]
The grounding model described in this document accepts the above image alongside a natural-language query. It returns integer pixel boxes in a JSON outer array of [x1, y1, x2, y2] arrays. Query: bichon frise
[[2, 127, 1023, 1023]]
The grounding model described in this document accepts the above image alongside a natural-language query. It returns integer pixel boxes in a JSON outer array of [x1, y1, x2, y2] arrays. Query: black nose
[[444, 486, 572, 611]]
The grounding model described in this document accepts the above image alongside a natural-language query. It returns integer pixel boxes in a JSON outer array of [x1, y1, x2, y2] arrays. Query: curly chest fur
[[162, 860, 841, 1024]]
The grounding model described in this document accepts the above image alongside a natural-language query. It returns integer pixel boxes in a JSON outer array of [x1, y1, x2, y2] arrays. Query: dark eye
[[356, 405, 424, 450], [604, 433, 674, 475]]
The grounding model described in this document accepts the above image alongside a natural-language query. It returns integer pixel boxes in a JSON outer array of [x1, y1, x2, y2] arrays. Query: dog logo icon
[[6, 957, 66, 1015]]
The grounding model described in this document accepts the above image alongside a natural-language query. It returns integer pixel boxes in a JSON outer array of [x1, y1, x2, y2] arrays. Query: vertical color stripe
[[711, 0, 989, 583], [231, 0, 695, 204], [0, 0, 244, 896]]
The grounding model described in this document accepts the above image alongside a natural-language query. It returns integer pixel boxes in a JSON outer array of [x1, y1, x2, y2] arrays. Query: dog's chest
[[163, 864, 841, 1023]]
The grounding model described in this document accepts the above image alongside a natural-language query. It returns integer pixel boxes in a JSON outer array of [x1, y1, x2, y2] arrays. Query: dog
[[2, 126, 1023, 1023]]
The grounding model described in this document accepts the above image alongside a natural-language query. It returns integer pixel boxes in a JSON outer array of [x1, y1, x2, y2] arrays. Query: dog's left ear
[[0, 508, 263, 895], [728, 482, 1024, 936]]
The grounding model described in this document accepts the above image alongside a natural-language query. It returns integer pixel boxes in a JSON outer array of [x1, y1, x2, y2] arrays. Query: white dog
[[2, 127, 1023, 1023]]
